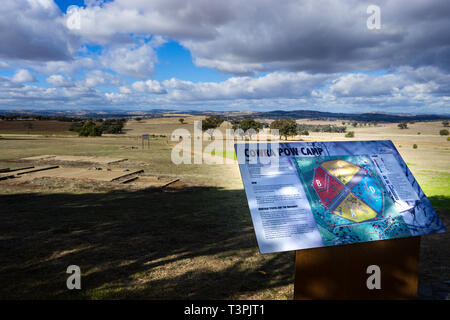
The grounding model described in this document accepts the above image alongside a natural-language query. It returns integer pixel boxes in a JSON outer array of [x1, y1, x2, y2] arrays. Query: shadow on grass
[[0, 186, 294, 299], [428, 195, 450, 215], [417, 195, 450, 286]]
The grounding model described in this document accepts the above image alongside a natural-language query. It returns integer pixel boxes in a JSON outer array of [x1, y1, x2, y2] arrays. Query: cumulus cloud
[[0, 0, 79, 62], [65, 0, 232, 43], [131, 79, 167, 94], [0, 68, 448, 114], [0, 61, 10, 69], [163, 72, 331, 101], [46, 74, 72, 87], [0, 0, 449, 114], [12, 69, 35, 83], [100, 43, 159, 79], [34, 57, 96, 75], [71, 0, 450, 75], [83, 70, 110, 88], [329, 67, 450, 98]]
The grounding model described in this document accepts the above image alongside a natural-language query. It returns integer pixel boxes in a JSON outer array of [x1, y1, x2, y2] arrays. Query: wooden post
[[294, 236, 421, 300]]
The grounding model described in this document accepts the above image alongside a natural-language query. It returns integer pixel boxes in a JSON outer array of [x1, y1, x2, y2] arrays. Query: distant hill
[[252, 110, 449, 123], [0, 108, 448, 122]]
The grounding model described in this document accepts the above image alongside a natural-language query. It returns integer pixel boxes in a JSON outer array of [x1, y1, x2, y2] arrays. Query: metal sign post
[[142, 134, 150, 149]]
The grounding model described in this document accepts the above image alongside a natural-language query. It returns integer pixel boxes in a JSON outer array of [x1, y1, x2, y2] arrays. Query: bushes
[[78, 121, 102, 137], [202, 116, 224, 130], [297, 124, 346, 133], [345, 131, 355, 138], [71, 119, 125, 135], [101, 119, 125, 134], [270, 118, 298, 140], [398, 122, 408, 129], [413, 144, 418, 149], [439, 129, 449, 136], [238, 118, 262, 132]]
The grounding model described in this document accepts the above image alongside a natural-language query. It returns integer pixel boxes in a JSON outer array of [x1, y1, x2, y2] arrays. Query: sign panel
[[235, 140, 446, 253]]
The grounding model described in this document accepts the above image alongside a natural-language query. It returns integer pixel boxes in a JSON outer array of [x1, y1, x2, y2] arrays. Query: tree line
[[69, 118, 126, 136], [0, 114, 81, 122], [200, 116, 351, 140]]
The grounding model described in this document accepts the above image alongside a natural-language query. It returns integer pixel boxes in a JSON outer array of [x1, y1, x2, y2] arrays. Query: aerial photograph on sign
[[295, 155, 414, 245]]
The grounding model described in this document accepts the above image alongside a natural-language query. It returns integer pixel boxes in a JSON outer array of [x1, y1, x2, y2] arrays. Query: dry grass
[[0, 117, 448, 299], [0, 120, 75, 135]]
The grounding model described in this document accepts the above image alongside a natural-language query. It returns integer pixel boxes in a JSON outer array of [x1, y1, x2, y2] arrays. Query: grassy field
[[0, 117, 448, 299], [0, 120, 76, 135]]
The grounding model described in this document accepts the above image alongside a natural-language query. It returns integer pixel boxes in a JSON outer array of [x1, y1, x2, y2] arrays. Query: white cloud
[[46, 74, 72, 87], [164, 72, 331, 101], [100, 43, 158, 79], [0, 0, 449, 114], [328, 67, 450, 99], [119, 86, 132, 94], [0, 0, 79, 62], [34, 57, 96, 75], [70, 0, 450, 75], [83, 70, 109, 88], [0, 61, 10, 69], [131, 79, 166, 94], [12, 69, 36, 83], [0, 68, 448, 114]]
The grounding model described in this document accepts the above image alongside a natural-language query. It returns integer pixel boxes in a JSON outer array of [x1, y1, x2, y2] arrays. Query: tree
[[239, 118, 262, 132], [345, 131, 355, 138], [101, 119, 125, 134], [230, 120, 240, 130], [202, 116, 223, 131], [238, 118, 262, 140], [440, 129, 449, 136], [179, 118, 185, 124], [442, 120, 449, 127], [78, 121, 102, 137], [270, 118, 298, 140], [398, 122, 408, 129]]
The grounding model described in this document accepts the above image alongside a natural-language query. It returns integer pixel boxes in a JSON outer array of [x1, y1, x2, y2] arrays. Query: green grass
[[417, 172, 450, 198], [211, 151, 237, 160], [428, 195, 450, 215]]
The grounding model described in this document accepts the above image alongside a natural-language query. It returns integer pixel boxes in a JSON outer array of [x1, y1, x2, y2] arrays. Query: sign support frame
[[294, 236, 421, 299]]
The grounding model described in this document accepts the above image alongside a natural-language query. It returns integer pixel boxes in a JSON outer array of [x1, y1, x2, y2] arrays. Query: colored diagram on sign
[[294, 155, 411, 246]]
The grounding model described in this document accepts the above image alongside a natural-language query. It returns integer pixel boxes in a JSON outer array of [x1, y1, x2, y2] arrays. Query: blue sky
[[0, 0, 449, 113], [55, 0, 85, 11]]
